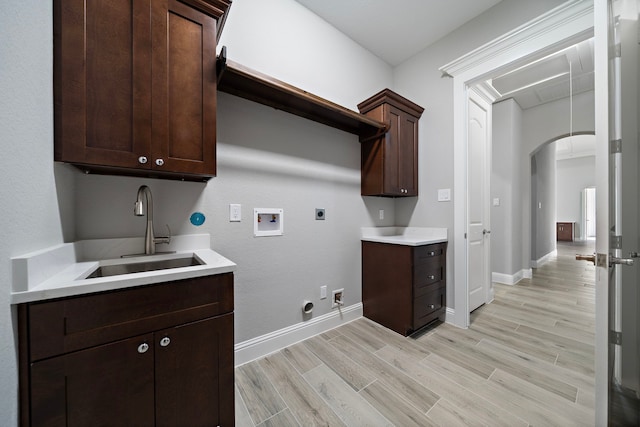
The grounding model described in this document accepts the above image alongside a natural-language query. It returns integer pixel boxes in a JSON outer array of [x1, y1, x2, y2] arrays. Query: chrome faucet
[[134, 185, 171, 255]]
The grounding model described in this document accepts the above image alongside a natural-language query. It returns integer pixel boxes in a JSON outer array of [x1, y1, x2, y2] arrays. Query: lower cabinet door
[[31, 333, 155, 427], [155, 314, 234, 427]]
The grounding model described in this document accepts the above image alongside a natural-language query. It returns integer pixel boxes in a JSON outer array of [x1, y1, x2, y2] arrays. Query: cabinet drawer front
[[413, 286, 445, 328], [28, 273, 233, 361], [414, 262, 444, 290], [413, 243, 446, 264]]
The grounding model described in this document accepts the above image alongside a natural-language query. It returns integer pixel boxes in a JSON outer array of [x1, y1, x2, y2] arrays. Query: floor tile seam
[[328, 333, 441, 408], [256, 355, 302, 424], [235, 383, 258, 427], [477, 340, 593, 395], [237, 361, 289, 426], [256, 408, 300, 427], [302, 363, 392, 427]]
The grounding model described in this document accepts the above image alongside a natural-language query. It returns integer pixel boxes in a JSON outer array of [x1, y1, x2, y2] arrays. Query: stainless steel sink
[[86, 256, 203, 279]]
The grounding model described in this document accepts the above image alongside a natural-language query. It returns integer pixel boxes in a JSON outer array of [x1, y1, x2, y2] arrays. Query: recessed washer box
[[254, 208, 284, 237]]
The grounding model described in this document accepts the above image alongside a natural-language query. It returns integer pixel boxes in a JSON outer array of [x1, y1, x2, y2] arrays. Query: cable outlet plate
[[315, 208, 325, 220]]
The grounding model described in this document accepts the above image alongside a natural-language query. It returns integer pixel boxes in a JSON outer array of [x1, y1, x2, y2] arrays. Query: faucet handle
[[154, 224, 172, 245]]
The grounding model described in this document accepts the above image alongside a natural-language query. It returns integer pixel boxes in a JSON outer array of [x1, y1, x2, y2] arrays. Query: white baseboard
[[234, 303, 363, 367], [531, 249, 557, 268], [492, 268, 532, 285]]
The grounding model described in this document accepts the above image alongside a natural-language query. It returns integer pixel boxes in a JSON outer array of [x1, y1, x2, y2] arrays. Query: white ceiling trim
[[439, 0, 594, 79]]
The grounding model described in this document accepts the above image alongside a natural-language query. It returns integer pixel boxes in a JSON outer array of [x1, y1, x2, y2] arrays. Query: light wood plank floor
[[235, 241, 596, 426]]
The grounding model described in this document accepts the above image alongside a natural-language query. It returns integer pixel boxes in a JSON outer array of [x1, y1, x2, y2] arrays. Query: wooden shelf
[[216, 51, 388, 140]]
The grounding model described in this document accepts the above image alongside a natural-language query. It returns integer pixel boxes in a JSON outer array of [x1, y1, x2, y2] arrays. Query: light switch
[[493, 198, 500, 207], [438, 189, 451, 202], [230, 204, 241, 222]]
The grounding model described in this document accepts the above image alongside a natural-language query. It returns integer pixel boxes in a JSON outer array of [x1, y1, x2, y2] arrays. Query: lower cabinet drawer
[[413, 286, 445, 328]]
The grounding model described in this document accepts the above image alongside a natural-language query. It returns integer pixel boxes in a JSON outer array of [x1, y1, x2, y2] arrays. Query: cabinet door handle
[[159, 337, 171, 347], [429, 304, 435, 309], [155, 158, 165, 166], [138, 156, 148, 164], [428, 275, 436, 280], [428, 251, 436, 256], [137, 343, 149, 354]]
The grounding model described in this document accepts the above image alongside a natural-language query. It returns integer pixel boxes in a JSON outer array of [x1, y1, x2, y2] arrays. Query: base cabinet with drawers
[[362, 241, 447, 336], [19, 273, 234, 427]]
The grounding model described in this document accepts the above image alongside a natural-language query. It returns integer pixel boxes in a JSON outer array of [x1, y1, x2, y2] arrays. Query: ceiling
[[294, 0, 502, 66], [293, 0, 595, 156]]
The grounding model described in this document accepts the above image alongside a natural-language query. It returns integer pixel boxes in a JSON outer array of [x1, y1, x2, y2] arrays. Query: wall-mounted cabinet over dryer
[[54, 0, 232, 181], [358, 89, 424, 197]]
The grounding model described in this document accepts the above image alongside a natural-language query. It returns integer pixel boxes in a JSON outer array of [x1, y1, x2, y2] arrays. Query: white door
[[467, 89, 491, 313]]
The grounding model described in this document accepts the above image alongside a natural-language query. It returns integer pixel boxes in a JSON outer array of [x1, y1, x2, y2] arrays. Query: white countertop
[[361, 227, 447, 246], [11, 234, 236, 304]]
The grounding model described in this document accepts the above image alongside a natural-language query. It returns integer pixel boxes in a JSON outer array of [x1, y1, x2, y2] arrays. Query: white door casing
[[467, 89, 492, 312]]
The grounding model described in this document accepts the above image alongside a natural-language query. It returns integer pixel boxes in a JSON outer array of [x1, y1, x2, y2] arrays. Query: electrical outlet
[[379, 209, 384, 220], [320, 285, 327, 299], [332, 288, 344, 308], [229, 204, 241, 222]]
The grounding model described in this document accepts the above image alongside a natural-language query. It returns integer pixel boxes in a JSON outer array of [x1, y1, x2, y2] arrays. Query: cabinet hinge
[[610, 330, 622, 346], [464, 233, 467, 239], [611, 235, 623, 250], [610, 139, 622, 154]]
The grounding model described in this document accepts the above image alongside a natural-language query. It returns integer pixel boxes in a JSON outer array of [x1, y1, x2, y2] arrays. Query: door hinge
[[610, 330, 622, 346], [614, 43, 622, 58], [464, 233, 467, 239], [610, 139, 622, 154], [611, 235, 623, 250]]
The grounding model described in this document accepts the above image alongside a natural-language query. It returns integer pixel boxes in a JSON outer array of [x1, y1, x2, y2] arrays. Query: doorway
[[441, 1, 594, 330]]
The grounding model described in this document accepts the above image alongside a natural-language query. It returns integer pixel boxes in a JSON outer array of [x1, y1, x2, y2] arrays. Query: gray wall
[[556, 154, 596, 239], [531, 143, 557, 261], [0, 2, 76, 423], [491, 99, 524, 276]]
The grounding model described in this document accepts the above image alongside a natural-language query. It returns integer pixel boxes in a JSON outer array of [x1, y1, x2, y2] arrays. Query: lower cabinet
[[557, 222, 575, 241], [19, 273, 234, 427], [362, 241, 446, 336]]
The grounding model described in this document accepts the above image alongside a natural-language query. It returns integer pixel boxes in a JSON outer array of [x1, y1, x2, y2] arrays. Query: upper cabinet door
[[54, 0, 152, 169], [358, 89, 424, 197], [150, 0, 217, 177]]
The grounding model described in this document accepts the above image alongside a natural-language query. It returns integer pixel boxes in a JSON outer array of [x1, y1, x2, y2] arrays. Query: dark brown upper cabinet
[[54, 0, 232, 181], [358, 89, 424, 197]]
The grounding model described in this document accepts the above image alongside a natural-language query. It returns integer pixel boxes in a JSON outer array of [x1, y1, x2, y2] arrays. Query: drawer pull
[[137, 343, 149, 354], [160, 337, 171, 347], [428, 275, 436, 280], [428, 251, 436, 256], [429, 304, 435, 309]]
